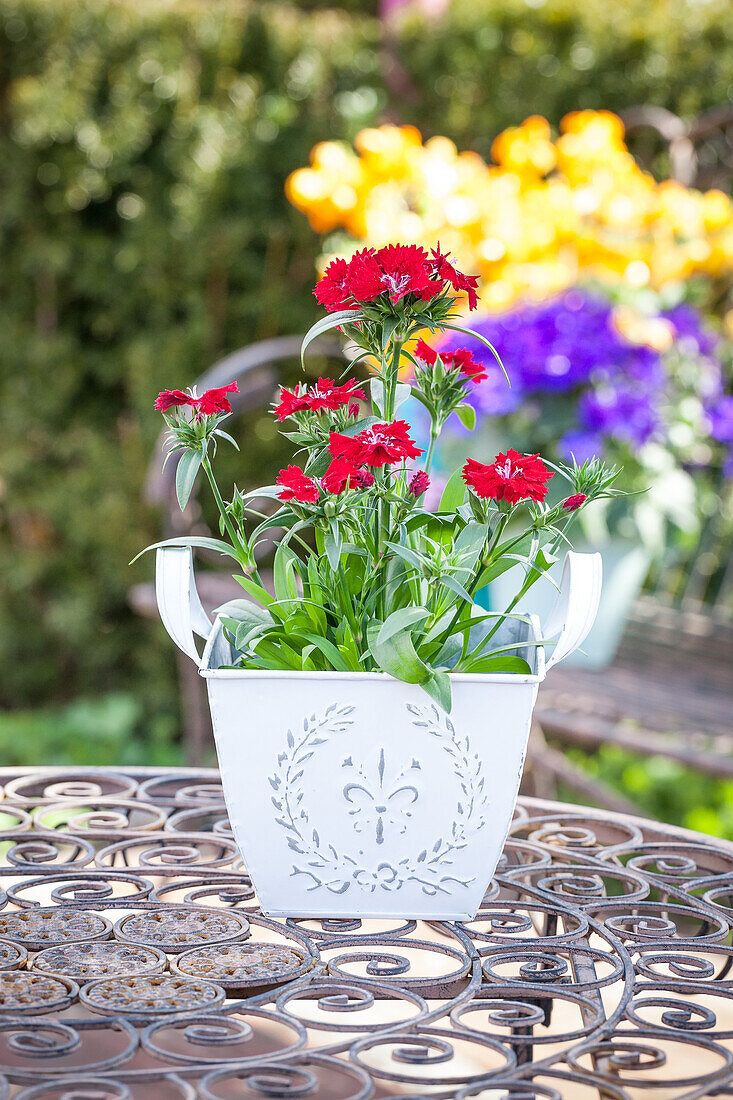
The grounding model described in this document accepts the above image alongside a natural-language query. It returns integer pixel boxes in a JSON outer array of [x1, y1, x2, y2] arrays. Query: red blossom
[[414, 339, 487, 383], [154, 383, 238, 417], [274, 378, 365, 421], [344, 248, 385, 303], [562, 493, 588, 511], [322, 457, 364, 494], [313, 257, 356, 312], [374, 244, 442, 304], [462, 449, 553, 504], [311, 242, 480, 312], [429, 245, 480, 310], [408, 470, 431, 496], [276, 465, 320, 503], [329, 420, 423, 468]]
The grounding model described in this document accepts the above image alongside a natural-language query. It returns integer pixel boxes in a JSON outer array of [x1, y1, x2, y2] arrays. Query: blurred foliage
[[399, 0, 733, 154], [566, 743, 733, 840], [0, 0, 732, 753], [0, 693, 182, 767], [0, 0, 381, 723]]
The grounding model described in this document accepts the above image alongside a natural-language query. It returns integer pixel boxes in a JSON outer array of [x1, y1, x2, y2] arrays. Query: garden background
[[1, 0, 732, 826]]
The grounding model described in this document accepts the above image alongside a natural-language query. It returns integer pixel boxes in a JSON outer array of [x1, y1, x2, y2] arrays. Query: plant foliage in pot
[[142, 244, 621, 919]]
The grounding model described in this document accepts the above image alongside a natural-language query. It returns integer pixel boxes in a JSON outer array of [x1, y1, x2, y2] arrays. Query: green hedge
[[0, 0, 731, 734], [400, 0, 733, 157], [0, 0, 381, 714]]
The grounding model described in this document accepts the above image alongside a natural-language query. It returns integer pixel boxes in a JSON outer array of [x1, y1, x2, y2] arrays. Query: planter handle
[[543, 551, 603, 671], [155, 546, 212, 667]]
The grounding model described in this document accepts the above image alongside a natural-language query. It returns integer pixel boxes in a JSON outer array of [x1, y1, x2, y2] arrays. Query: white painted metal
[[155, 545, 601, 918]]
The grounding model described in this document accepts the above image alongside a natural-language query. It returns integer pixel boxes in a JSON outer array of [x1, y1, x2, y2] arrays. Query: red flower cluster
[[323, 457, 375, 494], [562, 493, 587, 511], [314, 244, 479, 313], [429, 246, 480, 311], [462, 450, 552, 504], [276, 458, 376, 502], [276, 465, 320, 504], [329, 420, 423, 468], [414, 339, 487, 383], [154, 382, 238, 417], [274, 378, 365, 421]]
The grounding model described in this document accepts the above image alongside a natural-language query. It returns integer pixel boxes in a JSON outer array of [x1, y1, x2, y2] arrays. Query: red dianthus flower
[[322, 457, 365, 494], [276, 465, 320, 503], [154, 382, 238, 417], [429, 245, 480, 310], [313, 257, 356, 312], [462, 450, 552, 504], [274, 378, 365, 421], [328, 420, 423, 468], [414, 339, 487, 383]]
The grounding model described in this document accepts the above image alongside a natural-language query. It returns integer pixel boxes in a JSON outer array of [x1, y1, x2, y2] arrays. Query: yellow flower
[[286, 111, 733, 309]]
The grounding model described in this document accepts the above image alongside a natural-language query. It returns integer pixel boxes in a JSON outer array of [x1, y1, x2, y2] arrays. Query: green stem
[[424, 420, 440, 475], [483, 512, 579, 643], [202, 453, 249, 567]]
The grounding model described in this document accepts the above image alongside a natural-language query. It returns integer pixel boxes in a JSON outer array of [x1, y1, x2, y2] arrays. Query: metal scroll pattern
[[0, 769, 731, 1096]]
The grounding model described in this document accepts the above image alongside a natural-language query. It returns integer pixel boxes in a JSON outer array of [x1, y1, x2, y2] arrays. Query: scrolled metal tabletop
[[0, 766, 730, 1096]]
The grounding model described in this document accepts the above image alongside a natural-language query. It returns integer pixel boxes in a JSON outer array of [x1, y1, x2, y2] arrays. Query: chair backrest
[[145, 335, 347, 540], [621, 103, 733, 191]]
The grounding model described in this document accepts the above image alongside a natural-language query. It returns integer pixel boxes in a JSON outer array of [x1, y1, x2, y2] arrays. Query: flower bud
[[562, 493, 587, 511], [408, 470, 430, 496]]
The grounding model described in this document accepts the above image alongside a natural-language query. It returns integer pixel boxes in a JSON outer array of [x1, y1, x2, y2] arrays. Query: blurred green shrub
[[0, 0, 381, 722], [0, 0, 731, 744], [400, 0, 733, 158], [566, 744, 733, 840], [0, 693, 182, 767]]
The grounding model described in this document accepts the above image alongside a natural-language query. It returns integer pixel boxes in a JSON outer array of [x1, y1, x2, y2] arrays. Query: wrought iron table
[[0, 767, 732, 1097]]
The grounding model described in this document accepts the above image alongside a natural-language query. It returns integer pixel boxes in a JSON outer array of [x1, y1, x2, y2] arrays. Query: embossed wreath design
[[268, 702, 489, 895]]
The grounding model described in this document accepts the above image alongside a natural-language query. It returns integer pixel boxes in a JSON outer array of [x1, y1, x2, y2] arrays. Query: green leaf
[[216, 598, 271, 623], [453, 522, 489, 580], [381, 314, 399, 350], [213, 429, 240, 450], [393, 382, 412, 414], [175, 449, 202, 511], [437, 573, 474, 604], [378, 607, 430, 645], [300, 632, 351, 671], [454, 404, 476, 431], [366, 621, 427, 684], [463, 655, 532, 675], [301, 310, 366, 367], [324, 523, 343, 570], [130, 536, 240, 565], [439, 468, 467, 512], [384, 541, 423, 572], [235, 574, 276, 608], [370, 377, 385, 417], [273, 543, 300, 603], [422, 670, 452, 712]]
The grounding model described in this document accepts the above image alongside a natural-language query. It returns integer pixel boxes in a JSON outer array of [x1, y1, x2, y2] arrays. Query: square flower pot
[[156, 546, 601, 919]]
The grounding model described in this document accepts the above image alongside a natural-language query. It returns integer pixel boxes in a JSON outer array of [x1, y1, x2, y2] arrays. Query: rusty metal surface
[[0, 769, 731, 1095]]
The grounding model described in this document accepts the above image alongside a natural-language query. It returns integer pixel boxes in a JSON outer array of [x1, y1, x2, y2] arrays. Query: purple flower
[[662, 304, 719, 358], [707, 396, 733, 478], [708, 396, 733, 446], [438, 289, 722, 461], [558, 430, 604, 464]]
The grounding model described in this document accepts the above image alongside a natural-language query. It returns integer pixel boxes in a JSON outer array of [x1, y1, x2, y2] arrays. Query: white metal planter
[[156, 547, 601, 920]]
